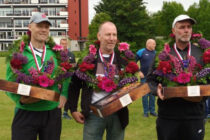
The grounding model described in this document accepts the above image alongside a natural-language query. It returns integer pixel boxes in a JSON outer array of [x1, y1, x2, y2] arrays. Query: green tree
[[88, 12, 112, 44], [159, 2, 185, 37], [94, 0, 150, 52], [196, 0, 210, 39]]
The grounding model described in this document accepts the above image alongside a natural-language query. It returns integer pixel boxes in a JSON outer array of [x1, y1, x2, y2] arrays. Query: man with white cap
[[6, 12, 68, 140], [147, 14, 205, 140]]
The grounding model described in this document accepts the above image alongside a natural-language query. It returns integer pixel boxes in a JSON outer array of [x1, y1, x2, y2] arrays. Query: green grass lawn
[[0, 57, 210, 140]]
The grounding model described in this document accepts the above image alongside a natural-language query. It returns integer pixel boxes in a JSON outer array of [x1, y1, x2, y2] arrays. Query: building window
[[0, 8, 13, 16], [14, 8, 22, 16], [49, 0, 58, 4], [13, 0, 21, 3], [23, 20, 29, 27], [49, 20, 56, 27], [14, 20, 22, 28], [40, 0, 48, 3]]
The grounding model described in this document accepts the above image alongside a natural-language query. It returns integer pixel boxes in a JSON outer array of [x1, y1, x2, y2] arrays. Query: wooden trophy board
[[163, 85, 210, 101], [0, 79, 60, 102], [90, 82, 150, 118]]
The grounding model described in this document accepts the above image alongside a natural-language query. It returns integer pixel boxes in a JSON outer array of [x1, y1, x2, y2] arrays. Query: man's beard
[[178, 36, 191, 44]]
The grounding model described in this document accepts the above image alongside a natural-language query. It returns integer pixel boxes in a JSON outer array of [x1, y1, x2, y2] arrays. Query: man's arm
[[146, 58, 159, 96], [68, 74, 85, 123]]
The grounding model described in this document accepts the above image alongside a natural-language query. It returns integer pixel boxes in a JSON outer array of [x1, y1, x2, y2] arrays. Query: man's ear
[[172, 28, 175, 34], [28, 24, 32, 31], [97, 32, 100, 41]]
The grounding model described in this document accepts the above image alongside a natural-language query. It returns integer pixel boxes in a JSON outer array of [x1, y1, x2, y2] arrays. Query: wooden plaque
[[0, 79, 60, 102], [163, 85, 210, 99], [90, 82, 150, 118]]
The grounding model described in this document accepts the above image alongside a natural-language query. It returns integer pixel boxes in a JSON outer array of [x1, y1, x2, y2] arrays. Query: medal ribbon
[[29, 42, 46, 72], [173, 43, 191, 68], [99, 49, 114, 64], [173, 42, 191, 61]]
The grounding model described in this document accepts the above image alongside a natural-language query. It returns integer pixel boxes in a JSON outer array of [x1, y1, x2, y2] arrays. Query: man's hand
[[58, 95, 67, 108], [157, 83, 164, 100], [72, 112, 85, 124], [139, 71, 145, 78]]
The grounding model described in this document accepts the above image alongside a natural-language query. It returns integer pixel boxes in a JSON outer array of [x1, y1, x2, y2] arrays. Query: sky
[[88, 0, 200, 23]]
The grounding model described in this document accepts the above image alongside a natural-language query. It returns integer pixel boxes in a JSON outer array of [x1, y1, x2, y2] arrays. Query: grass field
[[0, 57, 210, 140]]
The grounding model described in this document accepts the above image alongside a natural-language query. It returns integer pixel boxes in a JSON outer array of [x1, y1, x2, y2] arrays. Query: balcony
[[59, 0, 67, 4], [59, 11, 68, 16], [31, 0, 38, 3], [60, 23, 68, 28]]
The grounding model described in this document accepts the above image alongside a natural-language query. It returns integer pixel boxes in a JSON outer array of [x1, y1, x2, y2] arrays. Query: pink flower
[[164, 43, 171, 53], [48, 79, 55, 86], [52, 44, 64, 51], [20, 41, 25, 53], [38, 75, 50, 87], [177, 72, 192, 84], [29, 67, 38, 76], [118, 42, 130, 52], [100, 77, 117, 92], [61, 67, 67, 72], [89, 45, 97, 55], [191, 33, 202, 40]]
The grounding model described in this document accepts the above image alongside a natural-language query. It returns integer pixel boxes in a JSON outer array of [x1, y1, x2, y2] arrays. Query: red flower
[[32, 76, 39, 84], [60, 62, 72, 70], [119, 70, 124, 76], [203, 49, 210, 64], [97, 77, 116, 92], [10, 59, 22, 69], [194, 63, 202, 71], [79, 62, 95, 72], [157, 61, 172, 74], [173, 77, 178, 82], [94, 40, 100, 46], [125, 62, 139, 74], [97, 76, 103, 89], [177, 72, 192, 84], [170, 33, 175, 38]]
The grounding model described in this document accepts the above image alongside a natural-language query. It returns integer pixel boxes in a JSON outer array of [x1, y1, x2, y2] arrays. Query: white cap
[[172, 14, 196, 28]]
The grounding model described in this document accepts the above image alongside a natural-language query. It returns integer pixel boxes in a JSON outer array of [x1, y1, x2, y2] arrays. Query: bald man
[[68, 21, 128, 140], [136, 39, 157, 117]]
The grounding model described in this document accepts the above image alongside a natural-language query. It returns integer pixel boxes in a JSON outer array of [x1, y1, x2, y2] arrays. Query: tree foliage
[[157, 2, 185, 37], [94, 0, 150, 52], [88, 12, 112, 44], [187, 0, 210, 39]]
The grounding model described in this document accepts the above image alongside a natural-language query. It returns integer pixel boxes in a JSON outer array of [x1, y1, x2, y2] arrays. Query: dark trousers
[[64, 99, 70, 112], [12, 108, 61, 140], [156, 118, 205, 140]]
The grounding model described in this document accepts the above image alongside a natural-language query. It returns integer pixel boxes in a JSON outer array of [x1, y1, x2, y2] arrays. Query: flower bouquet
[[75, 41, 139, 93]]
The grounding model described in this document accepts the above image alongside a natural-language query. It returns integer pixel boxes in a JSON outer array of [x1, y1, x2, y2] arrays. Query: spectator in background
[[136, 39, 157, 117], [60, 38, 76, 119], [205, 97, 210, 119]]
